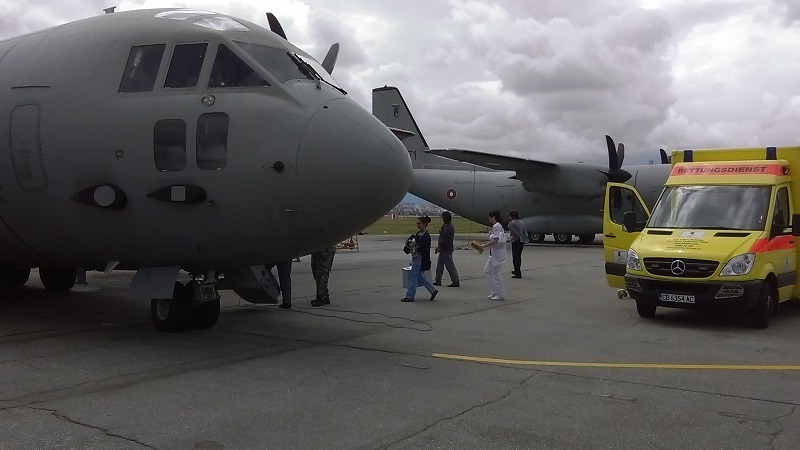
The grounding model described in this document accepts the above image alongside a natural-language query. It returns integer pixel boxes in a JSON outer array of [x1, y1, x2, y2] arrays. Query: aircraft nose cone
[[297, 99, 411, 237]]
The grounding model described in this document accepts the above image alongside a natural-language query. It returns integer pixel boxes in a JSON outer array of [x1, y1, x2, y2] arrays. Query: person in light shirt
[[478, 210, 507, 300]]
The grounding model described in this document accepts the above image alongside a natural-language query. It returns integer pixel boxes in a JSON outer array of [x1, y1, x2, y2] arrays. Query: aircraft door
[[497, 184, 515, 213], [603, 182, 650, 288]]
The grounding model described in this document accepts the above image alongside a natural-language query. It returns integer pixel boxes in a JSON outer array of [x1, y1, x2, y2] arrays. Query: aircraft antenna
[[103, 6, 116, 14]]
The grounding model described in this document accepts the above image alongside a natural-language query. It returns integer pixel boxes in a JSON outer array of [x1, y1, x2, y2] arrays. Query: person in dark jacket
[[507, 210, 527, 278], [402, 215, 438, 302], [434, 211, 460, 287]]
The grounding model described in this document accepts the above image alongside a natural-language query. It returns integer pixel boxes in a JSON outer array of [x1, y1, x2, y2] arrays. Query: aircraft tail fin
[[372, 86, 476, 170]]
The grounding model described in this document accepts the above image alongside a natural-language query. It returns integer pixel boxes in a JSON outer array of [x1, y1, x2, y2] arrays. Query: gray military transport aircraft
[[373, 86, 670, 244], [0, 9, 412, 331]]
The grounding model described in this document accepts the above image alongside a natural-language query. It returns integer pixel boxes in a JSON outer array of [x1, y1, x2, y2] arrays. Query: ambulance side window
[[774, 186, 790, 227], [609, 185, 647, 225]]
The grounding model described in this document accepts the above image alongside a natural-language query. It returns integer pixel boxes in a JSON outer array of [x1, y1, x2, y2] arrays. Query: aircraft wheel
[[553, 233, 572, 244], [151, 282, 191, 332], [39, 267, 77, 292], [636, 300, 656, 318], [528, 232, 545, 244], [190, 299, 220, 329], [577, 234, 595, 244], [0, 267, 31, 287], [750, 282, 775, 329]]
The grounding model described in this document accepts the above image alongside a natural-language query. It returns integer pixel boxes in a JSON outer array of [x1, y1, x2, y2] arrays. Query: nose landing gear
[[151, 278, 221, 332]]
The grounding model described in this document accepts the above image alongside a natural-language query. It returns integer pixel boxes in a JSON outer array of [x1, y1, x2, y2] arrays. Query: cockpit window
[[165, 43, 207, 89], [209, 44, 269, 88], [119, 44, 165, 93], [291, 51, 345, 92], [235, 42, 309, 83]]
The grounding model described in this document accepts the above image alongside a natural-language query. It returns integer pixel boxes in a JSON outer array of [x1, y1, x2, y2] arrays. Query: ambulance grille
[[643, 258, 719, 278]]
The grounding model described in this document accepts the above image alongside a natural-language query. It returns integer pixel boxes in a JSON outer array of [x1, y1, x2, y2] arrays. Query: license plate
[[659, 293, 695, 303]]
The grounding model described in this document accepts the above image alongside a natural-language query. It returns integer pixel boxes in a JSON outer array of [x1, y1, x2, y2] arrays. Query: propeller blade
[[605, 135, 618, 171], [602, 135, 631, 182], [322, 43, 340, 74], [598, 168, 632, 183], [659, 148, 670, 164], [266, 13, 288, 40]]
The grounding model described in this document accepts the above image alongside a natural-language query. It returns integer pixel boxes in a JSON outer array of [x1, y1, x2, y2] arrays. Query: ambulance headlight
[[627, 248, 641, 271], [720, 253, 755, 276]]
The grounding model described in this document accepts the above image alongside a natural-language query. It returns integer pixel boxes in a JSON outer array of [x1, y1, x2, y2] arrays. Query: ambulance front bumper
[[624, 275, 763, 311]]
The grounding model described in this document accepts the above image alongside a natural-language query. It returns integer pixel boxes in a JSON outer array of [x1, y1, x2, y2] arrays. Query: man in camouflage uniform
[[311, 245, 336, 306]]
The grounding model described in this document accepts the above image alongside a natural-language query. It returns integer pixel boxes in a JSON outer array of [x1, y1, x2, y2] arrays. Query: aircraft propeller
[[601, 135, 632, 183], [266, 13, 288, 40], [321, 43, 339, 74], [266, 13, 339, 75], [659, 148, 671, 164]]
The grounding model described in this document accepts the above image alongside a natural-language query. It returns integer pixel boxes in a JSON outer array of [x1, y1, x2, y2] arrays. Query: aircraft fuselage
[[0, 9, 411, 271]]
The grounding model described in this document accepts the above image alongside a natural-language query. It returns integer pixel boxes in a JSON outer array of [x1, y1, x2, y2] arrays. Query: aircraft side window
[[197, 113, 229, 170], [154, 119, 187, 171], [209, 44, 269, 88], [119, 44, 166, 93], [165, 43, 208, 88]]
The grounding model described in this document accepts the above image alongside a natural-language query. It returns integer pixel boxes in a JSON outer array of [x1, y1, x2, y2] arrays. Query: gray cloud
[[1, 0, 797, 165]]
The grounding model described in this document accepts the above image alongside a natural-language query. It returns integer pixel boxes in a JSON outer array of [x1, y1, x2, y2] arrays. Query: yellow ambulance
[[604, 146, 800, 328]]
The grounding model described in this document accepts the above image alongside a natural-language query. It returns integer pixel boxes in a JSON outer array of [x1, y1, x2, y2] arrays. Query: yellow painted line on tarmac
[[432, 353, 800, 371]]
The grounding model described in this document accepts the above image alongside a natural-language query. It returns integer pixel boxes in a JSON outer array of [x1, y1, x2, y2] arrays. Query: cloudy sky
[[2, 0, 799, 165]]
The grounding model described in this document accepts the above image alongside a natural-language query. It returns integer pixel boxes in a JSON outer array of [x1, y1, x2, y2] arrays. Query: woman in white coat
[[479, 210, 507, 300]]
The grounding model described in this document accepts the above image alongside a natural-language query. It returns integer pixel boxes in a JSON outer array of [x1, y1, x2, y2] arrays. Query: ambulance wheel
[[750, 283, 775, 329], [635, 300, 656, 318], [554, 233, 572, 244], [0, 267, 30, 287], [39, 267, 77, 292], [528, 232, 545, 244], [577, 234, 595, 244], [151, 282, 192, 332]]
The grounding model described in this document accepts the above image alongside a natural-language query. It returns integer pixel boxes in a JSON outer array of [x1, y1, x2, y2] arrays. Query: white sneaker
[[487, 293, 495, 299], [490, 295, 505, 301]]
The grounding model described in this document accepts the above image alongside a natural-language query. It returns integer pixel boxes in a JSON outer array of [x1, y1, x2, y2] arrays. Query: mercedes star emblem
[[670, 259, 686, 275]]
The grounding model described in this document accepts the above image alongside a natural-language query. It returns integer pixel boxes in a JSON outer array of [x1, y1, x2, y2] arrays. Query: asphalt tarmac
[[2, 234, 800, 449]]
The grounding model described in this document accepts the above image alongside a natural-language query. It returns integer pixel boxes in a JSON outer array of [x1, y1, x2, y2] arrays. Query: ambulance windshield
[[648, 185, 770, 230]]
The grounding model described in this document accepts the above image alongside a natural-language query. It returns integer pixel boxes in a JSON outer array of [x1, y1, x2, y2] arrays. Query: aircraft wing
[[428, 148, 557, 172], [429, 147, 611, 199]]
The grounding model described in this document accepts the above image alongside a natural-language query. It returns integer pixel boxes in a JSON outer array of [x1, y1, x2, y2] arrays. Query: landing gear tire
[[554, 233, 572, 244], [39, 267, 77, 292], [190, 298, 220, 330], [750, 283, 775, 329], [577, 234, 595, 244], [151, 282, 192, 332], [0, 267, 31, 287], [636, 300, 656, 318], [528, 232, 545, 244]]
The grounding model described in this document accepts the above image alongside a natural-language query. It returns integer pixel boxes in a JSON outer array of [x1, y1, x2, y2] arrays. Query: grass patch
[[362, 216, 488, 235]]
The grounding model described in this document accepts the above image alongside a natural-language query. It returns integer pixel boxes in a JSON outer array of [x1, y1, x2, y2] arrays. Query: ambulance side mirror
[[792, 213, 800, 237]]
